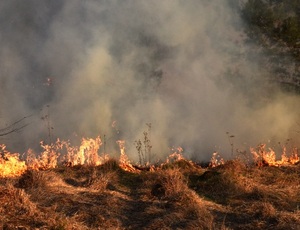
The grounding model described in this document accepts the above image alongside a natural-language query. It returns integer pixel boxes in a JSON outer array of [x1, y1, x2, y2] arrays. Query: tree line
[[242, 0, 300, 91]]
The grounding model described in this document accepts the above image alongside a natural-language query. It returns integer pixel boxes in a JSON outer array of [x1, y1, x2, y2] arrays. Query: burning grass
[[0, 145, 26, 177], [0, 138, 300, 229]]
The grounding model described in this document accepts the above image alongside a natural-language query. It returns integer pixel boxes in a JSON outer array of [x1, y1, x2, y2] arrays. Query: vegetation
[[242, 0, 300, 48], [2, 1, 300, 229], [134, 123, 153, 166], [0, 157, 299, 229], [241, 0, 300, 91]]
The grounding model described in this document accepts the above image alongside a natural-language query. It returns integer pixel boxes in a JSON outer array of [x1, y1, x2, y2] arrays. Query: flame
[[251, 144, 300, 166], [116, 140, 137, 172], [26, 136, 107, 170], [0, 136, 108, 178], [70, 136, 108, 166], [0, 145, 27, 177], [1, 137, 300, 178], [166, 146, 185, 163], [209, 152, 225, 168], [77, 136, 102, 165], [289, 148, 299, 164], [26, 139, 64, 170], [160, 147, 199, 170]]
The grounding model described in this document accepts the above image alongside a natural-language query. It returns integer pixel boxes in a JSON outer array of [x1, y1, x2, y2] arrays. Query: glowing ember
[[43, 77, 53, 86], [209, 152, 225, 168], [166, 147, 185, 163]]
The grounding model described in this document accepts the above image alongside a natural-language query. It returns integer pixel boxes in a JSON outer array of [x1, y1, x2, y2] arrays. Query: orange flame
[[0, 136, 108, 178], [251, 144, 300, 166], [116, 140, 137, 172], [26, 136, 107, 169], [289, 148, 299, 164], [1, 137, 300, 178], [166, 146, 185, 163], [77, 136, 102, 165], [0, 145, 27, 177]]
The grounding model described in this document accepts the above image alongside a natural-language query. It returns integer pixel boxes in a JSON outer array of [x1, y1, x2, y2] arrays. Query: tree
[[241, 0, 300, 92]]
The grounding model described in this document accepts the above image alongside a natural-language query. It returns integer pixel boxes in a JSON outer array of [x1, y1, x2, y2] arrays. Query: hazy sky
[[0, 0, 299, 161]]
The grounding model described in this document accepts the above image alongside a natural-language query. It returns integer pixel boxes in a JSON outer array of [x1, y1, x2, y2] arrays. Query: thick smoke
[[0, 0, 299, 161]]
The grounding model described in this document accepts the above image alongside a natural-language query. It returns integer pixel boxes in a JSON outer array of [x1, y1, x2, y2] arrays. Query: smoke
[[0, 0, 299, 161]]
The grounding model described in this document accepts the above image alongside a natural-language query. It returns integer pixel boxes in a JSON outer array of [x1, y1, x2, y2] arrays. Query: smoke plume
[[0, 0, 299, 161]]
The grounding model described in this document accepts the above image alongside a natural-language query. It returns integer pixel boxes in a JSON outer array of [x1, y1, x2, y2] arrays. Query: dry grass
[[0, 159, 300, 229], [144, 168, 214, 229], [0, 181, 85, 229], [191, 159, 300, 229]]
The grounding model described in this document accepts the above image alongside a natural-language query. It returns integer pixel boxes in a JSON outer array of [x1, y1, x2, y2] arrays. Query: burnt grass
[[1, 159, 300, 229]]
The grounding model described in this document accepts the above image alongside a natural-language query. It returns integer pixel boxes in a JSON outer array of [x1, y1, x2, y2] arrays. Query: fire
[[25, 136, 108, 170], [250, 144, 300, 166], [160, 147, 200, 170], [77, 136, 102, 165], [208, 143, 300, 168], [0, 136, 137, 178], [289, 148, 299, 164], [0, 136, 107, 176], [0, 145, 27, 177], [116, 140, 137, 172], [209, 152, 225, 168], [166, 147, 185, 163], [1, 136, 300, 178]]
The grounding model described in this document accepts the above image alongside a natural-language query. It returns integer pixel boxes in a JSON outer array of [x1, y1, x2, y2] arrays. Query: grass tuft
[[0, 158, 299, 229]]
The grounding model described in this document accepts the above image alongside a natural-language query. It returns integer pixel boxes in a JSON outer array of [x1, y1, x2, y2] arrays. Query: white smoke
[[0, 0, 299, 161]]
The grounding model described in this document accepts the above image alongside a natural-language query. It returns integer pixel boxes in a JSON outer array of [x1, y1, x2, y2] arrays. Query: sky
[[0, 0, 299, 162]]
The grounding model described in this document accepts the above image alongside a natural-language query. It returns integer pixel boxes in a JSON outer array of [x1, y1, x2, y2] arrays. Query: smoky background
[[0, 0, 299, 162]]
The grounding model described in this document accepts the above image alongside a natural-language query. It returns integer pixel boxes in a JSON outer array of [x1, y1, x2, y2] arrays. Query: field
[[2, 1, 300, 229], [0, 142, 300, 230]]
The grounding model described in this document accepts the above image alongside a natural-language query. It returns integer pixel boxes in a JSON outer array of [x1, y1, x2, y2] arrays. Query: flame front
[[250, 144, 300, 166], [1, 137, 300, 178], [0, 136, 135, 178]]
